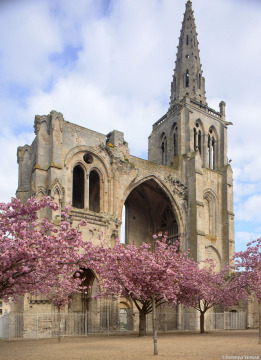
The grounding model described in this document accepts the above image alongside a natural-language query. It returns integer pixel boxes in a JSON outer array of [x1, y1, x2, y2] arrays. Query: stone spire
[[170, 0, 207, 106]]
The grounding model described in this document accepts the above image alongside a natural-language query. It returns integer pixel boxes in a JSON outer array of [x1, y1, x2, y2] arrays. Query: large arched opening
[[70, 268, 99, 313], [122, 179, 179, 246]]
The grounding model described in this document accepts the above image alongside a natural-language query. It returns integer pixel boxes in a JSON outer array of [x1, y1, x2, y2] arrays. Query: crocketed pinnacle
[[170, 1, 207, 106]]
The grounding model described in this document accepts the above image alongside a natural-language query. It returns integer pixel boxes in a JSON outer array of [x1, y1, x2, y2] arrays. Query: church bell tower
[[148, 0, 234, 267]]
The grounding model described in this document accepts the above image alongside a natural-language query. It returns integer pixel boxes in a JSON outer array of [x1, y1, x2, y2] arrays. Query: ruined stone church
[[15, 1, 234, 317]]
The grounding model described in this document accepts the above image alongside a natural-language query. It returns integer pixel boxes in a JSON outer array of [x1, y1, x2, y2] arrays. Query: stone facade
[[14, 1, 237, 319]]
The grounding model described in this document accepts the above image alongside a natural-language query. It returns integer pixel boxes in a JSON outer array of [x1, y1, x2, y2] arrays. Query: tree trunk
[[200, 311, 205, 334], [58, 308, 61, 342], [139, 308, 147, 337], [258, 302, 261, 344], [152, 295, 158, 355]]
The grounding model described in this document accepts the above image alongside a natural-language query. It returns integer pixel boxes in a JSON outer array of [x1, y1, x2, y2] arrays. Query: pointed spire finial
[[170, 0, 207, 107]]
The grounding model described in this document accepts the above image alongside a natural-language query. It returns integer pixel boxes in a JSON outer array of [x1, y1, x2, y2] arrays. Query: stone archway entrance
[[123, 179, 179, 246], [70, 269, 98, 313]]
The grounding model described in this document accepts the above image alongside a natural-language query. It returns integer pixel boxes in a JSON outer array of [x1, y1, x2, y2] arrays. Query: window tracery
[[207, 127, 217, 169], [193, 121, 202, 154]]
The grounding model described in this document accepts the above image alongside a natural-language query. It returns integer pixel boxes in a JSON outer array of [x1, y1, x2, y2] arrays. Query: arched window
[[172, 123, 178, 157], [194, 128, 197, 151], [72, 165, 84, 209], [174, 133, 178, 156], [89, 170, 100, 213], [161, 137, 167, 165], [212, 138, 215, 169], [208, 134, 211, 168], [185, 70, 189, 87], [194, 123, 202, 155], [198, 73, 201, 89], [198, 130, 202, 154], [208, 128, 217, 169], [186, 35, 189, 45], [203, 191, 217, 237]]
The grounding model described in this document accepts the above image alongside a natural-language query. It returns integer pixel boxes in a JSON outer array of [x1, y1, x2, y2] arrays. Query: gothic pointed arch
[[70, 268, 99, 313], [205, 245, 221, 271], [203, 189, 217, 238], [161, 137, 167, 165], [193, 119, 204, 155], [72, 164, 85, 209], [208, 125, 219, 169], [66, 147, 110, 213], [89, 169, 100, 213], [172, 122, 178, 157], [36, 187, 46, 198], [48, 179, 65, 221], [120, 176, 185, 247], [34, 116, 51, 135], [49, 178, 65, 200], [64, 146, 110, 178], [185, 69, 190, 87]]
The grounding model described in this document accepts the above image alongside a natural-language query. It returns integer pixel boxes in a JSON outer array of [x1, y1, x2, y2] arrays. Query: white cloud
[[0, 1, 62, 87], [24, 75, 164, 155], [0, 130, 34, 202], [236, 194, 261, 222], [234, 182, 260, 201], [235, 231, 261, 251]]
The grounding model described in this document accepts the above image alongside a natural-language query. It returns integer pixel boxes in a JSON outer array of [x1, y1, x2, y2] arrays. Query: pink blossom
[[0, 196, 95, 303], [79, 219, 87, 227]]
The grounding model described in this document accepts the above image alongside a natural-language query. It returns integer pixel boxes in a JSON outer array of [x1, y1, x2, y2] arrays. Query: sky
[[0, 0, 260, 253]]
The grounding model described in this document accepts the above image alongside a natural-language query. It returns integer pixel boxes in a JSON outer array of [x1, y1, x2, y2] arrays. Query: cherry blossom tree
[[94, 237, 189, 338], [0, 196, 90, 302], [178, 261, 248, 333], [45, 272, 84, 342], [234, 237, 261, 344]]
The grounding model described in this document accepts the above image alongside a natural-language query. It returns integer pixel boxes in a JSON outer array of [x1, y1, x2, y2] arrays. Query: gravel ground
[[0, 330, 260, 360]]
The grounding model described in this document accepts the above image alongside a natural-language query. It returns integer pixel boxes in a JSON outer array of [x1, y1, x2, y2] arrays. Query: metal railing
[[0, 310, 247, 340]]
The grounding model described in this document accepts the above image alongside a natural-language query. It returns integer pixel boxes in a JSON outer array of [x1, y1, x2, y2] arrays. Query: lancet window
[[203, 191, 217, 237], [198, 73, 201, 89], [72, 165, 85, 209], [207, 128, 217, 169], [185, 70, 190, 87], [172, 122, 178, 156], [193, 121, 202, 154], [89, 170, 100, 213], [161, 136, 167, 165], [72, 153, 102, 212]]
